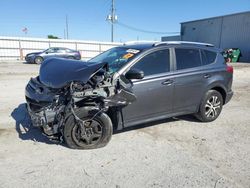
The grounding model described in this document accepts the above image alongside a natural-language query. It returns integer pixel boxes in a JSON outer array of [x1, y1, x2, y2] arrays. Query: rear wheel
[[64, 111, 113, 149], [67, 56, 75, 60], [196, 90, 223, 122], [34, 56, 43, 64]]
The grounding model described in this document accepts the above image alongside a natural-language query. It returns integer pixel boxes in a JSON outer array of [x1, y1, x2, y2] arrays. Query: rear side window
[[175, 48, 201, 70], [132, 49, 170, 76], [201, 50, 217, 65], [66, 49, 73, 53], [57, 48, 66, 53]]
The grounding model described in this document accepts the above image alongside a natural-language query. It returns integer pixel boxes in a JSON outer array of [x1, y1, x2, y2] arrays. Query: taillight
[[226, 65, 233, 73]]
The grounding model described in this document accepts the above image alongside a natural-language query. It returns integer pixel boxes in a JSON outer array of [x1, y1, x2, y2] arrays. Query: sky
[[0, 0, 250, 42]]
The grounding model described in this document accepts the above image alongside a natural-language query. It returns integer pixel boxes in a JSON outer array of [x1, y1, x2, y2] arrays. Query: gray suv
[[118, 41, 233, 125], [25, 41, 233, 149]]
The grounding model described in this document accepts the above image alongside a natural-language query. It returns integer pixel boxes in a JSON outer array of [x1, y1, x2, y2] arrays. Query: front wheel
[[63, 111, 113, 149], [195, 90, 223, 122], [34, 56, 43, 64]]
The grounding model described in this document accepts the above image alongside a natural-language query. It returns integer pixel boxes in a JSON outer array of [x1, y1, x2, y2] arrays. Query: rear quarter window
[[66, 49, 74, 53], [201, 50, 217, 65]]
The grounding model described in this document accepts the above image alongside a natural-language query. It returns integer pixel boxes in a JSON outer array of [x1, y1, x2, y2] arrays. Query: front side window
[[45, 48, 54, 53], [45, 48, 58, 53], [132, 49, 170, 76], [175, 48, 202, 70]]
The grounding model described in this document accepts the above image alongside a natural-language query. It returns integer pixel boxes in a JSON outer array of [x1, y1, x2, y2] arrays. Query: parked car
[[25, 47, 81, 64], [25, 41, 233, 149]]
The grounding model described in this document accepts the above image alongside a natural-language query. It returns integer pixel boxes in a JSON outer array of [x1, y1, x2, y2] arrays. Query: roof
[[123, 41, 215, 50], [154, 41, 214, 47], [123, 42, 155, 50], [181, 11, 250, 24]]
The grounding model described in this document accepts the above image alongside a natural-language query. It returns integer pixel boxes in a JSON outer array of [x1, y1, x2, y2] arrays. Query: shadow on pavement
[[22, 61, 35, 64], [11, 103, 52, 144], [114, 118, 176, 134], [114, 114, 200, 134], [11, 103, 200, 145]]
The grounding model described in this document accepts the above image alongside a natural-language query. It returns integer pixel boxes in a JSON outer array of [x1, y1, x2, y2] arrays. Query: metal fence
[[0, 36, 121, 61]]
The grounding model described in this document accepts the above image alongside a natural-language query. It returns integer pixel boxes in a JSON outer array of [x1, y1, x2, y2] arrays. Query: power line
[[116, 21, 180, 35]]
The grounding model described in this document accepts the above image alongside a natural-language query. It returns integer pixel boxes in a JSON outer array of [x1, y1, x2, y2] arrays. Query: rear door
[[172, 47, 210, 113], [122, 48, 174, 127], [59, 48, 72, 58]]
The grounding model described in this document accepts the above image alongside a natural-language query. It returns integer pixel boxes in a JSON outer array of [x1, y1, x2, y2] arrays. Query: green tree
[[47, 35, 60, 39]]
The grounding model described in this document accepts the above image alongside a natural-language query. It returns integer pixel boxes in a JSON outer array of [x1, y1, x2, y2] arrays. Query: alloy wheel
[[35, 57, 43, 64], [72, 119, 103, 147], [205, 95, 221, 118]]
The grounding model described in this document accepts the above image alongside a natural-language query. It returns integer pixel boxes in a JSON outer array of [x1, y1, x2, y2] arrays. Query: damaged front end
[[25, 76, 67, 136], [25, 58, 137, 143]]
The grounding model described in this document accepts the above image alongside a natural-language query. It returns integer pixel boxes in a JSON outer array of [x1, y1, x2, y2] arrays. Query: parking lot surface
[[0, 61, 249, 188]]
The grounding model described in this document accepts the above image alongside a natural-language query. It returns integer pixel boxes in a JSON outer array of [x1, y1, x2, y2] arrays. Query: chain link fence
[[0, 36, 121, 61]]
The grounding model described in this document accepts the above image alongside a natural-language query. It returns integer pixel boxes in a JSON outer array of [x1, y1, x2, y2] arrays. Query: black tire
[[63, 110, 113, 149], [195, 90, 223, 122], [34, 56, 43, 64]]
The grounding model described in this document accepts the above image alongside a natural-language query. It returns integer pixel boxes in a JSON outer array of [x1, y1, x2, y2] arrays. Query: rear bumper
[[225, 90, 233, 104]]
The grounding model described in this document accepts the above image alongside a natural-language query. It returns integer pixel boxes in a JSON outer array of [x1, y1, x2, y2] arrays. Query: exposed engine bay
[[25, 58, 136, 146]]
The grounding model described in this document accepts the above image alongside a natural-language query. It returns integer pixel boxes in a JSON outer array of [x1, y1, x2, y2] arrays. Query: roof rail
[[124, 40, 159, 45], [154, 41, 214, 47]]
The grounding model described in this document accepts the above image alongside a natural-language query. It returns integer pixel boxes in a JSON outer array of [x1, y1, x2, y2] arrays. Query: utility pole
[[66, 15, 69, 39], [111, 0, 115, 42], [107, 0, 117, 42]]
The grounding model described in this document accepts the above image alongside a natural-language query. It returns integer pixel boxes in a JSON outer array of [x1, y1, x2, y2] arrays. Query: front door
[[122, 48, 174, 127]]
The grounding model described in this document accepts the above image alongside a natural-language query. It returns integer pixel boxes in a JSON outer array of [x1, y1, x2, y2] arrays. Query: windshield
[[88, 47, 141, 74]]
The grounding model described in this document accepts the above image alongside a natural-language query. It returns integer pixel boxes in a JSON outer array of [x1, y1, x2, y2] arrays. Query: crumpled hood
[[39, 58, 106, 88]]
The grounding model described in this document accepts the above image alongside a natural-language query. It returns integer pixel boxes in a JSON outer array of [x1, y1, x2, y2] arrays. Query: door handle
[[162, 79, 173, 86], [204, 74, 211, 79]]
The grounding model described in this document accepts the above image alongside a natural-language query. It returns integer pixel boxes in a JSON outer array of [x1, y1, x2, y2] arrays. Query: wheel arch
[[107, 107, 123, 131], [207, 83, 227, 104], [64, 106, 100, 123], [64, 106, 120, 130], [67, 56, 76, 59], [73, 99, 120, 130]]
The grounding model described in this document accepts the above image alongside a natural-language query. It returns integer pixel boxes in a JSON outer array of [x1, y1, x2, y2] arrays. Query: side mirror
[[125, 68, 144, 80]]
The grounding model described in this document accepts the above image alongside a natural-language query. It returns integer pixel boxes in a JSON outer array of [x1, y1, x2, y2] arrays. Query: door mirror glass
[[125, 68, 144, 80]]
